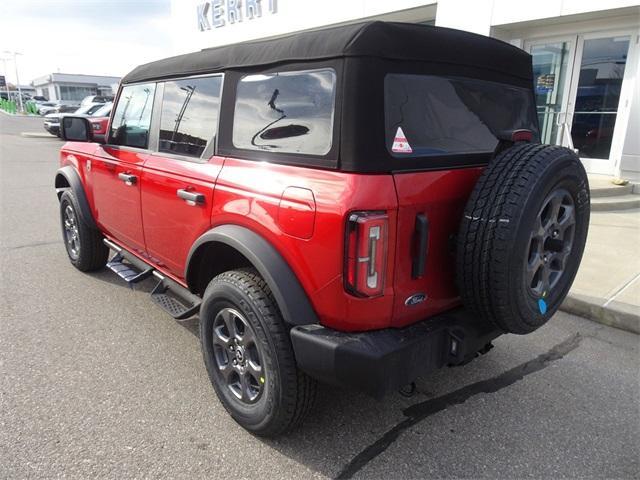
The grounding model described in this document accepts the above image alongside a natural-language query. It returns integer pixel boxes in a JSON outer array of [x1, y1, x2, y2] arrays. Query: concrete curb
[[0, 109, 38, 118], [20, 132, 58, 139], [561, 293, 640, 334]]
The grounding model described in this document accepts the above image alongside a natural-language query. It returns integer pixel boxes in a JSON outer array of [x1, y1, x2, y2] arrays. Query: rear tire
[[59, 190, 109, 272], [456, 144, 590, 334], [199, 268, 317, 437]]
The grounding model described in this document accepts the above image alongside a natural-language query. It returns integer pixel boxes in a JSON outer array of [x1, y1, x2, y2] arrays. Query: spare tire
[[456, 144, 590, 334]]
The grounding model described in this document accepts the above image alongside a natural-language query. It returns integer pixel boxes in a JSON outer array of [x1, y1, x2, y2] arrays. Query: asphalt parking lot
[[1, 113, 639, 479]]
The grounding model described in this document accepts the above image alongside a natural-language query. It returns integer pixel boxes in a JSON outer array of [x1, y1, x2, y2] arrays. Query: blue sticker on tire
[[538, 299, 547, 315]]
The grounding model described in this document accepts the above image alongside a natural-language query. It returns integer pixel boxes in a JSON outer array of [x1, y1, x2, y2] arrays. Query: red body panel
[[391, 168, 483, 328], [141, 155, 224, 277], [92, 145, 148, 254], [60, 142, 481, 332], [212, 158, 398, 331]]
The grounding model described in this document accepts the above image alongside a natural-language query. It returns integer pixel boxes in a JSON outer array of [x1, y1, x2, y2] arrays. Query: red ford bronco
[[55, 22, 589, 436]]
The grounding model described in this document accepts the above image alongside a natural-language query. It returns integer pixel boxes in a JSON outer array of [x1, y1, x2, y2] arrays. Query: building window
[[232, 68, 336, 156], [59, 85, 97, 102], [159, 75, 223, 158], [109, 83, 156, 149]]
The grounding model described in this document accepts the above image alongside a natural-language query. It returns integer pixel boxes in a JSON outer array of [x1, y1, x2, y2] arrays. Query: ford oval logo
[[405, 293, 426, 306]]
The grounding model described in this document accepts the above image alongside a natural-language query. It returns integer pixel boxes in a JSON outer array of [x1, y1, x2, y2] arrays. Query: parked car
[[80, 95, 114, 106], [34, 101, 57, 115], [55, 22, 590, 437], [39, 101, 78, 116], [44, 102, 106, 136], [86, 103, 113, 142]]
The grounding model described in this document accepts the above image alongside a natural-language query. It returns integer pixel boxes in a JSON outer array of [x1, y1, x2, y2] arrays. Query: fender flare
[[186, 225, 319, 327], [55, 165, 97, 230]]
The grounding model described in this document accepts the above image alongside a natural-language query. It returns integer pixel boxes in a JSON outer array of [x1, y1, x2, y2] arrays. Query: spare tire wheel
[[456, 143, 590, 334]]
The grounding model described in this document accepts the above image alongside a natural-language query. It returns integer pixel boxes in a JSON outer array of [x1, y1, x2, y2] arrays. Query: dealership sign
[[197, 0, 278, 30]]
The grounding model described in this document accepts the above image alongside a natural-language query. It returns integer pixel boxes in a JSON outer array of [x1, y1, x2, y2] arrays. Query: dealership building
[[171, 0, 640, 180], [31, 73, 120, 104]]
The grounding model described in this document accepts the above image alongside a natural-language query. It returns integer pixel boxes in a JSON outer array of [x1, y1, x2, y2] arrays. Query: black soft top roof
[[122, 21, 532, 84]]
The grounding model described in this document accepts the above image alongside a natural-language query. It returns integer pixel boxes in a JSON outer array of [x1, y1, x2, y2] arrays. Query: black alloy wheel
[[526, 188, 576, 299], [211, 307, 265, 404], [62, 202, 81, 261]]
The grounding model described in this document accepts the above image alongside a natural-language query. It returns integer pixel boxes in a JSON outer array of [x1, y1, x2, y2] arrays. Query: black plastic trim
[[186, 225, 319, 326], [290, 308, 501, 397], [54, 165, 97, 230], [412, 214, 429, 278]]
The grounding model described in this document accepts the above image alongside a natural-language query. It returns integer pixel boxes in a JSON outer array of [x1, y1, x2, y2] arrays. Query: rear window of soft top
[[384, 74, 538, 158]]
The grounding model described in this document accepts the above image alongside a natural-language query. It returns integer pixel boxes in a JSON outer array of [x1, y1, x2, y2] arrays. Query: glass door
[[527, 31, 636, 176], [568, 34, 632, 174], [529, 39, 574, 146]]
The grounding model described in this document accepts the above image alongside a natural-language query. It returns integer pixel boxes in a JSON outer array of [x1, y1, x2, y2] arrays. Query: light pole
[[0, 57, 10, 99], [4, 51, 24, 112]]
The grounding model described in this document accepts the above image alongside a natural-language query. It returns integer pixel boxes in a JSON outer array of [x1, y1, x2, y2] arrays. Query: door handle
[[177, 189, 205, 205], [118, 172, 137, 185], [412, 213, 429, 279]]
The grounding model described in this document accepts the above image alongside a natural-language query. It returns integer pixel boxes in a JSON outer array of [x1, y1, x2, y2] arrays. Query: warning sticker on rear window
[[391, 127, 413, 154]]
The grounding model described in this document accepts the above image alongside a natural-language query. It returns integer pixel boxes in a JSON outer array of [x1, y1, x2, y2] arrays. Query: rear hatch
[[386, 74, 538, 327]]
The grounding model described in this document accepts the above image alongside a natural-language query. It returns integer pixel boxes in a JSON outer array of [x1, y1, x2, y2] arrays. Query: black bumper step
[[290, 308, 500, 398], [151, 277, 201, 320]]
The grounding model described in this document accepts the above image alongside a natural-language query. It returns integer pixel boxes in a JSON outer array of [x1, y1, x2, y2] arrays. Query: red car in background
[[88, 116, 109, 143]]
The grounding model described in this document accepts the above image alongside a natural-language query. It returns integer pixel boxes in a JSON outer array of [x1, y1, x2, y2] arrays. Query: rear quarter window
[[384, 74, 538, 158], [232, 69, 336, 156]]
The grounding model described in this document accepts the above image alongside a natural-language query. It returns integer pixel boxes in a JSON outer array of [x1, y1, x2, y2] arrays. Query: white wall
[[435, 0, 493, 35], [621, 49, 640, 180], [435, 0, 640, 37], [170, 0, 436, 53], [491, 0, 640, 26]]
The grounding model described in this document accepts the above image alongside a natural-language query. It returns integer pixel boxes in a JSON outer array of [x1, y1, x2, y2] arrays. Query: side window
[[159, 76, 223, 158], [232, 69, 336, 156], [109, 83, 156, 149]]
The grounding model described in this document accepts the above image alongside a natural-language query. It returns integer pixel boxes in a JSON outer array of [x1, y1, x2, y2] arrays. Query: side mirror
[[61, 116, 93, 142]]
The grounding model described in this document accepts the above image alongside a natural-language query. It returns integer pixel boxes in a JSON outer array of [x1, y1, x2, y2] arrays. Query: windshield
[[73, 103, 104, 115], [92, 103, 112, 117], [385, 74, 538, 158]]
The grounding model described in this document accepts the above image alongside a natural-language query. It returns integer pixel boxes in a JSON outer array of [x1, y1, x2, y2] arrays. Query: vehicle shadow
[[256, 354, 506, 479]]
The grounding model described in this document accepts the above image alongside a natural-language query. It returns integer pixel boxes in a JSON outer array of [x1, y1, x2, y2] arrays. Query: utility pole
[[0, 57, 10, 99], [4, 51, 24, 112]]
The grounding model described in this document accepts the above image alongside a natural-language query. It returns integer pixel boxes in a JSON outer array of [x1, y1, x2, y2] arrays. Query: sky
[[0, 0, 175, 85]]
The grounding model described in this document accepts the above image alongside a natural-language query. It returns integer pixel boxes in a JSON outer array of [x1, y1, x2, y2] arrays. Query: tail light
[[344, 211, 388, 297]]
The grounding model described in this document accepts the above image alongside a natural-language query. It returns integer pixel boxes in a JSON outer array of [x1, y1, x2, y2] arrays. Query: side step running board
[[151, 274, 201, 320], [103, 239, 201, 319], [106, 252, 154, 283]]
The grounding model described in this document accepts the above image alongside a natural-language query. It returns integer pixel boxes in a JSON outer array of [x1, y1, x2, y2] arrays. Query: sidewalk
[[561, 207, 640, 334]]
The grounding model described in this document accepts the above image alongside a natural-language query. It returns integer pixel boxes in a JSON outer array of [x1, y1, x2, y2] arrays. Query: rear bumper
[[290, 308, 501, 398]]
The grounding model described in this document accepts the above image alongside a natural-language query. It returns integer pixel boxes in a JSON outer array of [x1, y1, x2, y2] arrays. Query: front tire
[[199, 269, 317, 437], [59, 190, 109, 272]]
